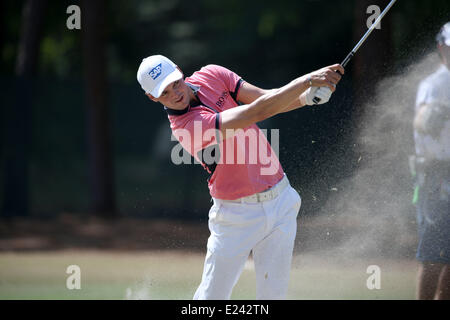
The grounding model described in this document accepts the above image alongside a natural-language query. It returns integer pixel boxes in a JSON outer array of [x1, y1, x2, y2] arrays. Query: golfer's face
[[151, 79, 190, 110]]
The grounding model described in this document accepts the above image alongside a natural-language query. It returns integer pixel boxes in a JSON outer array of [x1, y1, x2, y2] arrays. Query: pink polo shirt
[[166, 65, 284, 200]]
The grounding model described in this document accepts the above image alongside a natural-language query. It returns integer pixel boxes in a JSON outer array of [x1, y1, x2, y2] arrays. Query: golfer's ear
[[146, 93, 158, 102]]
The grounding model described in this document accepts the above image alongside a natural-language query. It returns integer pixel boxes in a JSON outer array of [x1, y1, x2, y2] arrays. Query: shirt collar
[[186, 82, 200, 93]]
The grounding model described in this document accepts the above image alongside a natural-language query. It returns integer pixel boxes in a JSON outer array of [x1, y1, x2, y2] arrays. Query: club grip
[[312, 69, 344, 104]]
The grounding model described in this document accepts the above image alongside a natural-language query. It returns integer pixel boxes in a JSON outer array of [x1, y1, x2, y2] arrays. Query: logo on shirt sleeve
[[149, 64, 162, 80]]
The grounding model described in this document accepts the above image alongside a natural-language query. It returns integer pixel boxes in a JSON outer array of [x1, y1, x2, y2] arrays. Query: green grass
[[0, 250, 417, 300]]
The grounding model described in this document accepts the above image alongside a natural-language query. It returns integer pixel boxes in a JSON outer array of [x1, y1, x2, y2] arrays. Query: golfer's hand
[[308, 64, 344, 92], [304, 64, 344, 105], [300, 86, 333, 105]]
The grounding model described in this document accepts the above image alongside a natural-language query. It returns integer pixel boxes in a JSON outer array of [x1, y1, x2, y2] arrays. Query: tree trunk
[[352, 0, 393, 115], [2, 0, 47, 218], [81, 0, 116, 217]]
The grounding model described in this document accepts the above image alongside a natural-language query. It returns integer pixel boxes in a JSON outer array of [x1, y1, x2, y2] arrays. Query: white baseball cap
[[137, 55, 183, 98], [436, 22, 450, 46]]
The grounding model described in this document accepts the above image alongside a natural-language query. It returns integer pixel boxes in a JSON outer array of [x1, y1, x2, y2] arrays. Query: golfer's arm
[[281, 97, 308, 113], [414, 103, 433, 134], [237, 82, 307, 113], [219, 78, 309, 138]]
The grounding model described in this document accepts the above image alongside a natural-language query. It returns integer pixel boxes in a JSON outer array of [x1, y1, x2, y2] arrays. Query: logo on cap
[[149, 64, 162, 80]]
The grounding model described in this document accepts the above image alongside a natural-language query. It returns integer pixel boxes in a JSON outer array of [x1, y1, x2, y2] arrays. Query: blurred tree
[[2, 0, 450, 219], [0, 1, 4, 64], [81, 0, 116, 217], [352, 0, 393, 115], [2, 0, 47, 218]]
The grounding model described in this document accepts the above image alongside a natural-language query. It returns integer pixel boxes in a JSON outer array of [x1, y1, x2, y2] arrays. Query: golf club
[[313, 0, 398, 104]]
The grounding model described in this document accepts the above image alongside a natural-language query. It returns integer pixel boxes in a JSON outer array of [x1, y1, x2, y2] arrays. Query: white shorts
[[194, 175, 301, 300]]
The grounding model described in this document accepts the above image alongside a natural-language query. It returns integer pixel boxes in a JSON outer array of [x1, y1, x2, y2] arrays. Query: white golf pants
[[193, 176, 301, 300]]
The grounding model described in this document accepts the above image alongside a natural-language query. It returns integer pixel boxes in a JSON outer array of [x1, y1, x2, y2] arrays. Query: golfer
[[137, 55, 343, 299], [413, 22, 450, 300]]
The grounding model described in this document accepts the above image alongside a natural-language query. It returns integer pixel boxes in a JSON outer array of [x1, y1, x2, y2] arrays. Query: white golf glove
[[300, 86, 333, 106]]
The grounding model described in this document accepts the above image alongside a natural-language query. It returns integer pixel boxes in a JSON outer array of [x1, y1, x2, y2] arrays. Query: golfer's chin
[[167, 101, 189, 111], [171, 96, 190, 110]]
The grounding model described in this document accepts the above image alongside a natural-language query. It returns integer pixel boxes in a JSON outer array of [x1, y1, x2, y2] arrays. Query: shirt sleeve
[[416, 81, 431, 111], [171, 110, 220, 159], [203, 64, 244, 101]]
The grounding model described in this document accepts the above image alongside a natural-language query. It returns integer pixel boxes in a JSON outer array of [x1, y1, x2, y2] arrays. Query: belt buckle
[[257, 191, 270, 202], [256, 193, 262, 202]]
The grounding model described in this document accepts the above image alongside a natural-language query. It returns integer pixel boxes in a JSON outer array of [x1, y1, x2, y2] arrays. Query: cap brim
[[150, 69, 183, 98]]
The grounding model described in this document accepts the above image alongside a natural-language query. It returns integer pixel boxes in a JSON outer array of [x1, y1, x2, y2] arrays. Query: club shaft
[[345, 0, 397, 64], [341, 52, 354, 68], [313, 0, 398, 103]]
